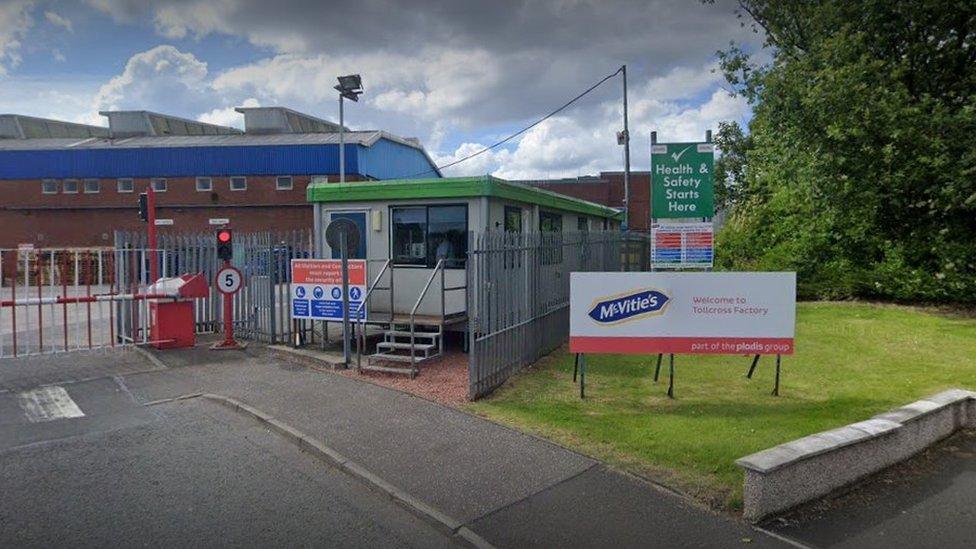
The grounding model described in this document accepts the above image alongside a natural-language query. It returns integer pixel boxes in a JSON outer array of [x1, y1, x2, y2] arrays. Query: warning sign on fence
[[651, 223, 714, 269], [290, 259, 367, 322]]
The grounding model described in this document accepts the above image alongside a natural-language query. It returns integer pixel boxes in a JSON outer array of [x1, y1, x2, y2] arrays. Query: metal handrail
[[409, 258, 445, 369], [355, 259, 391, 368]]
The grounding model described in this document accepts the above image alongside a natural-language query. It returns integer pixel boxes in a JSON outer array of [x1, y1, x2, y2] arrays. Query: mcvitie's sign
[[652, 142, 714, 218]]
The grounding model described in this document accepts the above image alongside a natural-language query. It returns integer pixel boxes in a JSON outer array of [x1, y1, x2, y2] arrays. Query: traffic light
[[138, 193, 148, 222], [216, 229, 233, 261]]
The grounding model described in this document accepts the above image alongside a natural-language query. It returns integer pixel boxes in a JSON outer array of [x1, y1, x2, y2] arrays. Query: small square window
[[276, 176, 293, 190], [83, 179, 100, 194], [63, 179, 79, 194], [117, 178, 134, 193], [230, 176, 247, 191], [151, 178, 167, 192], [41, 179, 58, 194], [196, 177, 213, 192]]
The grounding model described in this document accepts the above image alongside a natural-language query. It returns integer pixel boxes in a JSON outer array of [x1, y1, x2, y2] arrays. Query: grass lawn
[[465, 302, 976, 510]]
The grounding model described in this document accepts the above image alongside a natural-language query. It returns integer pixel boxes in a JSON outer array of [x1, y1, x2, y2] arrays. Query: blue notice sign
[[292, 299, 310, 317]]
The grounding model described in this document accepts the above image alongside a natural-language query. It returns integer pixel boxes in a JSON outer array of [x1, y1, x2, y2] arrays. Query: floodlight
[[336, 74, 362, 92]]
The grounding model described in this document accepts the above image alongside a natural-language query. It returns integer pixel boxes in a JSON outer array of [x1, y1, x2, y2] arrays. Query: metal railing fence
[[467, 230, 649, 399], [114, 229, 313, 345]]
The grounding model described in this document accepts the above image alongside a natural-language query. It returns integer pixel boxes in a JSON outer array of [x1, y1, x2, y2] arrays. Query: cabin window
[[539, 211, 563, 265], [504, 206, 522, 233], [391, 204, 467, 268]]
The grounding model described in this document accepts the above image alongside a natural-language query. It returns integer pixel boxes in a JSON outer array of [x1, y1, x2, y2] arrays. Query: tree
[[712, 0, 976, 302]]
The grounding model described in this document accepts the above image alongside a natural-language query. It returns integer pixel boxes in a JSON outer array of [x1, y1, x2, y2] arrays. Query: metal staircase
[[355, 258, 466, 378], [370, 324, 442, 363]]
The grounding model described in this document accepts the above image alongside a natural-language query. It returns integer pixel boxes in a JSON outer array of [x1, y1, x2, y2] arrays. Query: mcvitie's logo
[[588, 289, 670, 324]]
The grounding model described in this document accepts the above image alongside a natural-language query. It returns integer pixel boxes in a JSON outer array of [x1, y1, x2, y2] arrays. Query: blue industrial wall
[[0, 138, 439, 179], [357, 138, 440, 180]]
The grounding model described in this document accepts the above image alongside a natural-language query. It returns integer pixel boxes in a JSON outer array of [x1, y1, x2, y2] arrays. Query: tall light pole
[[621, 65, 631, 232], [335, 74, 363, 183]]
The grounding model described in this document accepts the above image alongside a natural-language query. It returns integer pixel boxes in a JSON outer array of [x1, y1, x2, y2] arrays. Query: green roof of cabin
[[307, 176, 624, 219]]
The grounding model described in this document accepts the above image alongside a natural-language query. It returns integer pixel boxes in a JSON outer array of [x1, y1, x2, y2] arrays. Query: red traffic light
[[217, 230, 232, 243]]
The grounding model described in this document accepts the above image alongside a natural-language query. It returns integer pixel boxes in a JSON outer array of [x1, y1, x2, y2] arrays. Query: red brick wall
[[527, 172, 651, 232], [0, 174, 368, 250]]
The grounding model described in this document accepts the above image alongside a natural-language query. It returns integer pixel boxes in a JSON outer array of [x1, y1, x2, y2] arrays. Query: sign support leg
[[667, 353, 675, 399], [573, 353, 580, 383], [747, 354, 760, 378], [654, 353, 663, 382], [772, 354, 781, 396], [579, 354, 586, 399]]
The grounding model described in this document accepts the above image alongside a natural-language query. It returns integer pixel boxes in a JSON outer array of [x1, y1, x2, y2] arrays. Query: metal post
[[667, 353, 675, 399], [220, 259, 235, 348], [773, 354, 781, 396], [338, 96, 345, 184], [654, 353, 662, 382], [747, 354, 760, 378], [147, 183, 158, 283], [579, 353, 586, 399], [340, 232, 350, 367], [622, 64, 631, 232], [573, 352, 579, 382]]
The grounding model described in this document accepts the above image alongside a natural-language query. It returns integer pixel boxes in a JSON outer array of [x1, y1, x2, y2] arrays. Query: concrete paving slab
[[471, 465, 780, 548]]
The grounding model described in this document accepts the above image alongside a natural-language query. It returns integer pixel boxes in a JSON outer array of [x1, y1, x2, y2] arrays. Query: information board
[[652, 223, 714, 269], [651, 142, 714, 218], [569, 272, 795, 355], [290, 259, 367, 322]]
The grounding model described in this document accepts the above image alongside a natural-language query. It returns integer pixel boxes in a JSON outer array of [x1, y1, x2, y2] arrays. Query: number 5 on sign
[[215, 266, 243, 295]]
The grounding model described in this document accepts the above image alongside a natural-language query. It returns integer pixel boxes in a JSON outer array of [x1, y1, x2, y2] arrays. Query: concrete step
[[368, 352, 439, 364], [384, 330, 440, 339], [376, 341, 436, 352]]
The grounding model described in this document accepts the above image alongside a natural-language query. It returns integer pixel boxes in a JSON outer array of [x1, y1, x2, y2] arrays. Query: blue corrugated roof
[[0, 136, 439, 179]]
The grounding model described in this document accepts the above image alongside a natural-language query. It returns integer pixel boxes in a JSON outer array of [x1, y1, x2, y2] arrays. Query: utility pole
[[622, 65, 631, 232]]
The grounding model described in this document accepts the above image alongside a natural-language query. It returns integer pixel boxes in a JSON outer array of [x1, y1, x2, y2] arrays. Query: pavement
[[765, 429, 976, 548], [0, 341, 790, 547]]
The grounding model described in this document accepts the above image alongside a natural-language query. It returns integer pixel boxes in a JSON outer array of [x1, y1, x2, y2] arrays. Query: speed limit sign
[[215, 266, 243, 295]]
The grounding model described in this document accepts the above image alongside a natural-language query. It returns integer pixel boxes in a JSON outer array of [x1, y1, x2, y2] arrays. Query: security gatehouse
[[305, 176, 622, 376]]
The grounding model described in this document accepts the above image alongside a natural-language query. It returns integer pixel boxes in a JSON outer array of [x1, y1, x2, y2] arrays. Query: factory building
[[517, 171, 651, 233], [0, 107, 441, 250]]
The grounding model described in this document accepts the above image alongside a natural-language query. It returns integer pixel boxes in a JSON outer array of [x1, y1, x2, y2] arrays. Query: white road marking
[[17, 386, 85, 423]]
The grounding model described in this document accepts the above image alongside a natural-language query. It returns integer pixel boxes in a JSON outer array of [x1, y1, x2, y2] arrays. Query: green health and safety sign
[[652, 142, 714, 218]]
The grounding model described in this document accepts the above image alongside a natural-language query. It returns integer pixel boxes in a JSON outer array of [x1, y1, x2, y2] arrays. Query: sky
[[0, 0, 764, 179]]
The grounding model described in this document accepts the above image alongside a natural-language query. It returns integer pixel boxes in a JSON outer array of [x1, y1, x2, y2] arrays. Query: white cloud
[[52, 48, 65, 62], [0, 1, 34, 77], [437, 85, 749, 180], [197, 97, 259, 128], [44, 10, 73, 32], [89, 45, 212, 118]]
